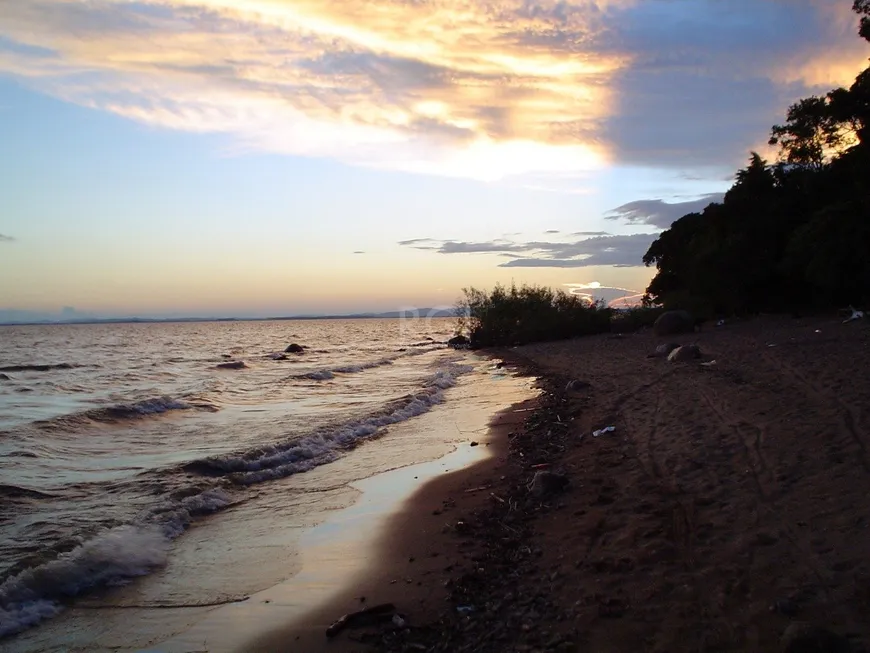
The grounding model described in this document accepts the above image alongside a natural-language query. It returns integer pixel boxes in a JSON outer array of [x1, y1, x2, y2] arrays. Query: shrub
[[455, 283, 612, 348]]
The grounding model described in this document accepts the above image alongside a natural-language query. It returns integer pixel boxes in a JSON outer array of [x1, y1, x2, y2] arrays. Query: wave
[[0, 488, 232, 638], [187, 363, 474, 485], [299, 357, 395, 381], [35, 396, 218, 430], [0, 484, 55, 500], [0, 363, 81, 373]]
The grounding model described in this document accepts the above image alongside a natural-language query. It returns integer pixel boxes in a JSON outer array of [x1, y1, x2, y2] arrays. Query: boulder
[[216, 361, 246, 369], [285, 343, 304, 354], [667, 345, 701, 362], [447, 335, 469, 346], [653, 310, 695, 336], [529, 470, 569, 497]]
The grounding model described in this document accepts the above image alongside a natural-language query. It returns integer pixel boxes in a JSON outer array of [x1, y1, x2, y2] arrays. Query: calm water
[[0, 318, 474, 638]]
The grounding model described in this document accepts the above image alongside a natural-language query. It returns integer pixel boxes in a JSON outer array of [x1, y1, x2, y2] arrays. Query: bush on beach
[[454, 284, 612, 347]]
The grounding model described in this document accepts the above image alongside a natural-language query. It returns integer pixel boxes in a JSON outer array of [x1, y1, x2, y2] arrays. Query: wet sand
[[284, 315, 870, 652]]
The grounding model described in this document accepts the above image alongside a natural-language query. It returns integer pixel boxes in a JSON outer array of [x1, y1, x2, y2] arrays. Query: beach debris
[[528, 470, 569, 497], [216, 360, 246, 370], [653, 310, 694, 336], [470, 441, 479, 447], [593, 426, 616, 437], [648, 342, 680, 358], [565, 379, 592, 392], [781, 622, 851, 653], [325, 603, 397, 638], [391, 614, 407, 628], [667, 345, 701, 362], [456, 605, 476, 614], [843, 305, 864, 323], [284, 343, 305, 354]]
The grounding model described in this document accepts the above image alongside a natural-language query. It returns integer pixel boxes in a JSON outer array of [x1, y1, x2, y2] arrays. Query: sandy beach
[[288, 315, 870, 652]]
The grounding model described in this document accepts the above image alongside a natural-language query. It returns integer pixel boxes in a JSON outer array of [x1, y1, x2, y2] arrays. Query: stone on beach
[[649, 342, 680, 358], [565, 379, 592, 392], [667, 345, 701, 362], [653, 310, 695, 336], [285, 343, 305, 353], [448, 335, 469, 347], [529, 470, 569, 497], [216, 360, 246, 369]]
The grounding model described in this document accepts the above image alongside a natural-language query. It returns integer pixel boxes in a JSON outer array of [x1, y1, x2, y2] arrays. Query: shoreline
[[246, 388, 540, 652], [248, 315, 870, 652]]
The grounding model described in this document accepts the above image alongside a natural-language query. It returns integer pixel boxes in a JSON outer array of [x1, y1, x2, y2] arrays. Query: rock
[[0, 373, 10, 381], [285, 343, 304, 354], [649, 343, 680, 358], [653, 310, 695, 336], [326, 603, 396, 638], [470, 441, 479, 447], [529, 470, 569, 497], [216, 361, 246, 369], [448, 335, 469, 346], [267, 353, 288, 360], [667, 345, 701, 362], [565, 379, 592, 392], [781, 623, 852, 653]]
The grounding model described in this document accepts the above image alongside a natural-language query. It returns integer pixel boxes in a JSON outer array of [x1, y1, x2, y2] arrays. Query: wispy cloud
[[399, 233, 655, 268], [606, 193, 725, 229], [0, 1, 865, 178], [0, 234, 15, 242]]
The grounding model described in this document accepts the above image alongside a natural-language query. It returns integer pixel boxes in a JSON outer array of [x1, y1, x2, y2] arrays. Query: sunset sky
[[0, 0, 867, 319]]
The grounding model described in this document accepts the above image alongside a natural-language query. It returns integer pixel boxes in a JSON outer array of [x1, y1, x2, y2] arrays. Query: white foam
[[206, 363, 475, 485], [0, 525, 168, 637], [0, 488, 232, 638]]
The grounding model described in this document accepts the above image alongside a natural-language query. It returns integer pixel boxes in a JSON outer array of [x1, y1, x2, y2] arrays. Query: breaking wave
[[0, 488, 232, 638], [187, 364, 474, 485], [297, 357, 395, 381]]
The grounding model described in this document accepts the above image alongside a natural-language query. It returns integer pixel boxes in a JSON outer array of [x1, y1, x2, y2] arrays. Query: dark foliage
[[455, 284, 612, 347], [644, 6, 870, 315]]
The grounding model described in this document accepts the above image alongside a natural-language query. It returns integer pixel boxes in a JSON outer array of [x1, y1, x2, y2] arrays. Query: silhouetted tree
[[643, 1, 870, 314]]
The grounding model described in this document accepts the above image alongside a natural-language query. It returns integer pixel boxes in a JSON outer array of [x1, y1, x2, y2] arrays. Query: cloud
[[0, 234, 15, 242], [399, 233, 655, 267], [606, 193, 725, 229], [563, 281, 643, 306], [0, 1, 865, 178]]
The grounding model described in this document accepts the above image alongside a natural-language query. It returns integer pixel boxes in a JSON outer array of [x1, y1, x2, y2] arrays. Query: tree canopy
[[643, 3, 870, 315]]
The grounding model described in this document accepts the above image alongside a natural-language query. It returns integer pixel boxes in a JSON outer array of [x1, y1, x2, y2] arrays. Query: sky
[[0, 0, 868, 319]]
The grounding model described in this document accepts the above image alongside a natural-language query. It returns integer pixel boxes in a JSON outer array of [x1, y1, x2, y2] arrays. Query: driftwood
[[325, 603, 396, 638]]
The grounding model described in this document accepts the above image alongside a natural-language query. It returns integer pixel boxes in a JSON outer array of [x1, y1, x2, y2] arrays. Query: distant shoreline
[[0, 309, 457, 327]]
